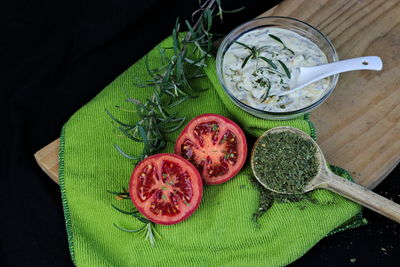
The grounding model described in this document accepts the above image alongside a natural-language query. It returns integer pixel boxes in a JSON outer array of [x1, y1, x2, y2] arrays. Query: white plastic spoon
[[277, 56, 383, 97]]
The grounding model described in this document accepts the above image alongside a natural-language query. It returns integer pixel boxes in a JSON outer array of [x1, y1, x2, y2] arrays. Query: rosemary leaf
[[268, 34, 284, 46], [278, 60, 291, 78], [167, 95, 191, 108], [131, 213, 151, 224], [259, 56, 277, 69], [241, 54, 252, 68], [113, 144, 140, 161], [118, 126, 143, 143], [113, 223, 146, 233], [161, 117, 186, 133], [111, 204, 138, 215], [105, 109, 133, 128], [269, 34, 295, 55], [234, 41, 254, 51]]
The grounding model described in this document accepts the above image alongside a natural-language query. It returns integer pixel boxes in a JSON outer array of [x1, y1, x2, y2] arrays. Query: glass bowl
[[216, 16, 339, 120]]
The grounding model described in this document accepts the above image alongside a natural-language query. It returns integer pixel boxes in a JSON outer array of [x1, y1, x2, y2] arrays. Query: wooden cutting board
[[34, 0, 400, 188]]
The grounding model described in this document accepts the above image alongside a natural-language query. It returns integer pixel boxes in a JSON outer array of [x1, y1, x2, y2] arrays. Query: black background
[[2, 0, 399, 266]]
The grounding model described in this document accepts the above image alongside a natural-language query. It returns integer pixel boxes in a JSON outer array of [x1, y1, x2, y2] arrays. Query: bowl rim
[[216, 16, 339, 116]]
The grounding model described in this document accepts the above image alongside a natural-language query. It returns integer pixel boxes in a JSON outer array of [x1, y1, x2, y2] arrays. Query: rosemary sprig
[[106, 0, 238, 163], [235, 41, 277, 69], [111, 203, 160, 247], [268, 34, 295, 55], [108, 189, 160, 246]]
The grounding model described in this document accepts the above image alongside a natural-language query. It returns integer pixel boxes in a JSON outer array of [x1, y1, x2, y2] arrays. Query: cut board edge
[[34, 138, 60, 184], [34, 138, 388, 189]]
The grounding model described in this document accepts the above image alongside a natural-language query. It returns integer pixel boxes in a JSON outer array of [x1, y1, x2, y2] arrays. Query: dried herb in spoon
[[250, 131, 320, 224], [252, 131, 319, 194]]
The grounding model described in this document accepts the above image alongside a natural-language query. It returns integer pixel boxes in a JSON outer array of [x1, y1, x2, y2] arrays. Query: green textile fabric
[[59, 36, 362, 267]]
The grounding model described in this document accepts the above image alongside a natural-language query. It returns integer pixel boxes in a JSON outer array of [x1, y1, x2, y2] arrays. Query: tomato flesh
[[175, 114, 247, 185], [130, 154, 202, 225]]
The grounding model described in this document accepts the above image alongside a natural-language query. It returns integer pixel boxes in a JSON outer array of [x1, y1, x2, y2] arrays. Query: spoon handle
[[299, 56, 383, 82], [278, 56, 383, 96], [320, 171, 400, 223]]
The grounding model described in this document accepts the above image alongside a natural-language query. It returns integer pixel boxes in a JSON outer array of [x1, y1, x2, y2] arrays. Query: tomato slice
[[174, 114, 247, 185], [129, 153, 203, 225]]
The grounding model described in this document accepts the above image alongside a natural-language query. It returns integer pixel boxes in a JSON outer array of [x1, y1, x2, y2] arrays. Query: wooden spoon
[[251, 126, 400, 223]]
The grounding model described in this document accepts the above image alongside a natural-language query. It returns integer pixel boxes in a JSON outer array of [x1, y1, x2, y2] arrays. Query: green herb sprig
[[235, 37, 292, 87], [106, 0, 243, 247], [235, 41, 277, 69], [268, 34, 295, 55], [106, 0, 240, 162], [108, 189, 161, 247]]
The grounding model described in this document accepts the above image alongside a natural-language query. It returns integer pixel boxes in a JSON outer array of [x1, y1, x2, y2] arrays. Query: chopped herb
[[251, 176, 312, 224], [254, 77, 271, 101], [255, 78, 267, 87], [252, 131, 319, 194]]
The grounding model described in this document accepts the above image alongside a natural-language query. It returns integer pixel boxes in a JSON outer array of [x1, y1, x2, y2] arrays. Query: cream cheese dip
[[222, 27, 329, 112]]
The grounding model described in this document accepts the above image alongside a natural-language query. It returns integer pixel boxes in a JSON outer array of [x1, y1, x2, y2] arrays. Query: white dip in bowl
[[223, 27, 330, 113]]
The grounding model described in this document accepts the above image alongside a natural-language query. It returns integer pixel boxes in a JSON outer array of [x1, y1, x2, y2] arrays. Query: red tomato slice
[[129, 153, 203, 225], [174, 114, 247, 185]]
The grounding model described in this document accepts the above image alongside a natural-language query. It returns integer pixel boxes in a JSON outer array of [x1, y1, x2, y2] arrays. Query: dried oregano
[[252, 131, 319, 194], [251, 131, 320, 223]]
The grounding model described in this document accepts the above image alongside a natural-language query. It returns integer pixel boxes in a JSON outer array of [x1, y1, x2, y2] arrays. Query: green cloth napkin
[[60, 36, 363, 267]]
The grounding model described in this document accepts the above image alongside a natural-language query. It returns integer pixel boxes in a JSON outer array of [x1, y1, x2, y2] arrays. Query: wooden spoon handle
[[322, 172, 400, 223]]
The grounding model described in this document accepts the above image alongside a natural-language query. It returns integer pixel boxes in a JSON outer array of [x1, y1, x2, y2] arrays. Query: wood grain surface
[[34, 138, 60, 183], [34, 0, 400, 188]]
